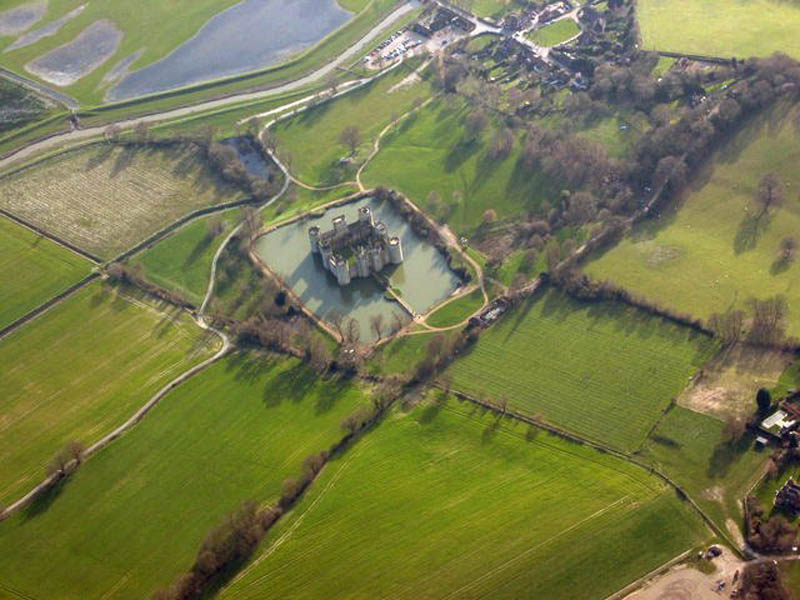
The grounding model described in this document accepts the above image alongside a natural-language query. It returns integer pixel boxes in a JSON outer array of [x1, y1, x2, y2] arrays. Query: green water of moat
[[254, 196, 462, 342]]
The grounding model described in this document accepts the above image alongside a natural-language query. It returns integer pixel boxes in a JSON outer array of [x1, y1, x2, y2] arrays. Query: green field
[[132, 211, 239, 306], [362, 97, 558, 234], [0, 354, 367, 600], [638, 0, 800, 59], [0, 215, 91, 329], [272, 61, 432, 185], [262, 183, 359, 227], [219, 399, 706, 600], [446, 289, 716, 451], [640, 406, 767, 536], [0, 143, 246, 258], [425, 287, 484, 328], [586, 104, 800, 336], [0, 282, 216, 505], [472, 0, 525, 19], [528, 18, 581, 47]]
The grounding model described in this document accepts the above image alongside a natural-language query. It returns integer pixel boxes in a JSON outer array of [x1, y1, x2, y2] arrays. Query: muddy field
[[0, 0, 46, 37], [0, 143, 247, 258], [25, 18, 122, 86]]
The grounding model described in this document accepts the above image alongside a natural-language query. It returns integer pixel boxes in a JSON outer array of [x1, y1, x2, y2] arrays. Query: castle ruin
[[309, 206, 404, 286]]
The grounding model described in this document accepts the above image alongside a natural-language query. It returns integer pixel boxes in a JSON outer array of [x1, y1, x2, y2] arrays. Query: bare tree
[[104, 124, 121, 143], [747, 295, 788, 346], [708, 309, 745, 347], [246, 117, 261, 138], [67, 440, 86, 465], [345, 318, 361, 345], [754, 172, 785, 219], [778, 235, 798, 265], [370, 314, 385, 341], [308, 336, 331, 375], [134, 120, 150, 145], [339, 125, 362, 156], [464, 110, 488, 140]]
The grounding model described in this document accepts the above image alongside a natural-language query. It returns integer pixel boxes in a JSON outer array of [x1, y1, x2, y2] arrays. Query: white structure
[[309, 207, 404, 286]]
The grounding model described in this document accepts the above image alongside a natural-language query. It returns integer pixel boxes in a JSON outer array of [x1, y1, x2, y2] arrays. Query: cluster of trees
[[708, 295, 795, 350], [739, 562, 793, 600], [107, 263, 191, 309], [746, 496, 798, 553], [45, 441, 85, 480], [413, 327, 481, 382]]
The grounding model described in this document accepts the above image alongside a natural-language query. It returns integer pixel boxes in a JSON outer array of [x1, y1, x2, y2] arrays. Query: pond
[[254, 196, 462, 343], [221, 136, 274, 180], [107, 0, 352, 101]]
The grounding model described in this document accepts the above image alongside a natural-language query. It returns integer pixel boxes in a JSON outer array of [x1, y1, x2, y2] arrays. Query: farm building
[[776, 478, 800, 513]]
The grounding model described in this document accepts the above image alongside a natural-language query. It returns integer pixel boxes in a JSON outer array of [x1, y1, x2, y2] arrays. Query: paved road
[[0, 1, 417, 172]]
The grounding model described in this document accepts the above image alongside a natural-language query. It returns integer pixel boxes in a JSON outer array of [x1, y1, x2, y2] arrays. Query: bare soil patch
[[680, 346, 792, 420], [0, 0, 46, 37], [26, 19, 122, 86], [0, 143, 247, 258]]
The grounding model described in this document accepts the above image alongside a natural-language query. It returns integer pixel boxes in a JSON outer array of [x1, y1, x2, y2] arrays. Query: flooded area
[[0, 0, 46, 37], [5, 4, 85, 53], [254, 196, 461, 343], [107, 0, 352, 101], [25, 19, 122, 86]]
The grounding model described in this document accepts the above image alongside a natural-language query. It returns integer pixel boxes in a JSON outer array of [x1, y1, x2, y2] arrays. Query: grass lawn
[[0, 354, 367, 600], [638, 0, 800, 59], [0, 281, 217, 505], [446, 288, 716, 452], [472, 0, 526, 19], [528, 18, 581, 47], [261, 183, 360, 228], [0, 215, 91, 329], [272, 60, 432, 185], [0, 143, 246, 259], [585, 104, 800, 337], [362, 96, 559, 234], [367, 329, 462, 377], [425, 287, 484, 328], [132, 211, 240, 306], [219, 398, 707, 600], [640, 406, 768, 538]]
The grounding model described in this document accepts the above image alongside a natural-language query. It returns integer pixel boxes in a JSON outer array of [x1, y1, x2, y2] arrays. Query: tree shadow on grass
[[707, 432, 755, 480], [110, 145, 137, 178], [85, 143, 115, 171], [262, 361, 316, 409], [184, 232, 215, 268], [22, 476, 68, 521], [734, 213, 770, 255]]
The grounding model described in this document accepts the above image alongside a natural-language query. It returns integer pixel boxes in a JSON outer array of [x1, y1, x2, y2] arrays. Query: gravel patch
[[25, 18, 122, 86], [0, 0, 47, 37], [4, 3, 84, 52]]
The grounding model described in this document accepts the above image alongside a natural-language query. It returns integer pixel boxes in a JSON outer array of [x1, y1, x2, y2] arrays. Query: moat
[[253, 196, 462, 342]]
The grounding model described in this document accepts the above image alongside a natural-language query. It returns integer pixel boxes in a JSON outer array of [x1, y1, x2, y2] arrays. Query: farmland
[[637, 0, 800, 59], [132, 211, 239, 306], [0, 355, 367, 600], [219, 399, 706, 600], [0, 281, 217, 505], [0, 143, 247, 258], [271, 59, 433, 185], [0, 215, 91, 329], [446, 288, 716, 451], [361, 97, 558, 234], [585, 103, 800, 337]]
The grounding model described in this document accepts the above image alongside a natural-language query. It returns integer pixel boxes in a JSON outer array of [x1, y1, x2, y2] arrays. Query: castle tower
[[356, 247, 371, 278], [319, 240, 333, 268], [371, 245, 385, 272], [388, 236, 404, 264], [358, 206, 374, 226], [333, 256, 351, 286], [375, 222, 388, 242], [332, 215, 347, 235], [309, 226, 320, 253]]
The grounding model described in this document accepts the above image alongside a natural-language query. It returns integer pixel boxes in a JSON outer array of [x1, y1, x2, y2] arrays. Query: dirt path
[[0, 1, 417, 173]]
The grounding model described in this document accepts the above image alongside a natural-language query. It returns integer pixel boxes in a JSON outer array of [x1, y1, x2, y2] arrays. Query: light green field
[[528, 18, 581, 47], [0, 282, 216, 505], [425, 287, 484, 328], [220, 399, 706, 600], [132, 211, 239, 306], [638, 0, 800, 59], [446, 289, 716, 451], [0, 215, 91, 330], [0, 143, 246, 259], [641, 406, 767, 535], [0, 354, 367, 600], [362, 97, 558, 234], [261, 183, 359, 227], [272, 61, 432, 185], [586, 104, 800, 337], [472, 0, 524, 19]]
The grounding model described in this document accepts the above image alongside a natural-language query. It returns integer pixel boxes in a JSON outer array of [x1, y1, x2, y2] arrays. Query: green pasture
[[0, 354, 367, 600], [272, 61, 432, 185], [132, 211, 239, 306], [446, 288, 716, 451], [472, 0, 526, 19], [586, 103, 800, 336], [0, 282, 216, 505], [220, 398, 706, 600], [638, 0, 800, 59], [425, 287, 485, 328], [362, 97, 558, 234], [0, 215, 91, 330], [640, 406, 768, 535], [528, 18, 581, 47], [262, 183, 360, 227]]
